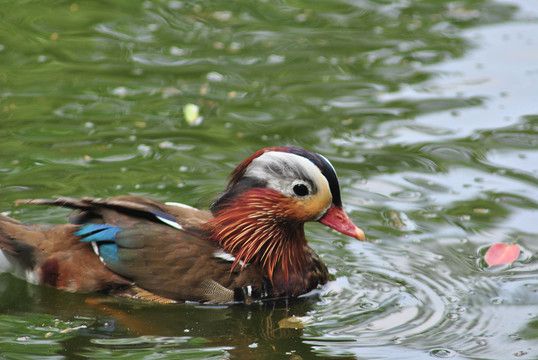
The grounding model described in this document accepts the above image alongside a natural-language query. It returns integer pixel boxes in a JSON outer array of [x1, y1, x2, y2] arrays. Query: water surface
[[1, 0, 537, 359]]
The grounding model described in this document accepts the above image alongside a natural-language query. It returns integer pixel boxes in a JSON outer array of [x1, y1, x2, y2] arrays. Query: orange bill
[[319, 204, 365, 241]]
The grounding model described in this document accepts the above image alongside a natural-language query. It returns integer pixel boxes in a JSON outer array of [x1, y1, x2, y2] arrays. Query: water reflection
[[0, 276, 343, 359]]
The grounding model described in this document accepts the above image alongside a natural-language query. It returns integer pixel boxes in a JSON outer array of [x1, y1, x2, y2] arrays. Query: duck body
[[0, 147, 364, 303]]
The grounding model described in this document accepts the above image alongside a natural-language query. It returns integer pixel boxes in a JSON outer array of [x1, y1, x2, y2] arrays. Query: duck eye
[[293, 183, 309, 197]]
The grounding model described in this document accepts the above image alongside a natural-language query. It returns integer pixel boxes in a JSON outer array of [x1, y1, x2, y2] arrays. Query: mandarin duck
[[0, 146, 364, 303]]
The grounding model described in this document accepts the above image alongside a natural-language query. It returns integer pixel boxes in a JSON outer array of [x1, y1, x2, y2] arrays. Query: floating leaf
[[278, 316, 314, 329], [388, 210, 404, 229], [484, 243, 520, 267], [183, 103, 202, 125]]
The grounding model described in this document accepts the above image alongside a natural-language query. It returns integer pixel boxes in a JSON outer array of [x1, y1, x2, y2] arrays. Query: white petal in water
[[183, 103, 202, 125]]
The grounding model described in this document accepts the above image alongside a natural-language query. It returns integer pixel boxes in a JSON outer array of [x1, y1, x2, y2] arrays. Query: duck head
[[205, 146, 364, 287]]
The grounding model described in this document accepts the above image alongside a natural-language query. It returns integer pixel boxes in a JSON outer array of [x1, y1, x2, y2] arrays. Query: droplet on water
[[514, 351, 528, 357], [429, 348, 457, 358], [359, 301, 378, 310], [490, 297, 504, 305]]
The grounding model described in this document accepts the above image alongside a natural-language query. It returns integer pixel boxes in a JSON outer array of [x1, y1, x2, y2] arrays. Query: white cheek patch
[[245, 151, 329, 199]]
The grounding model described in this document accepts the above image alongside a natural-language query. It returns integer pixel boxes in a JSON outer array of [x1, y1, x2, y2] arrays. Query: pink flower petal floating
[[484, 243, 520, 267]]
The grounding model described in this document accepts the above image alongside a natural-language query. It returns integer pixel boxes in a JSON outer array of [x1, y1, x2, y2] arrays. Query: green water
[[1, 0, 537, 359]]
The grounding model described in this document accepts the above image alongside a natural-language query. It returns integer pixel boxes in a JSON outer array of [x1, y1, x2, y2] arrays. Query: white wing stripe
[[156, 216, 184, 230], [164, 201, 196, 210]]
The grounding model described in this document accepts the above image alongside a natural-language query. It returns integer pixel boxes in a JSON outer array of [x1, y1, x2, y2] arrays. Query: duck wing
[[10, 197, 266, 303]]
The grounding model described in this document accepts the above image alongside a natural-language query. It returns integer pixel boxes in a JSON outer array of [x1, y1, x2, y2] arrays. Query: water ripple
[[310, 245, 447, 349]]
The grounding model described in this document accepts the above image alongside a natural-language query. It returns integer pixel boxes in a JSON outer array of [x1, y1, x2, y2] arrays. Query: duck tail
[[0, 213, 40, 281]]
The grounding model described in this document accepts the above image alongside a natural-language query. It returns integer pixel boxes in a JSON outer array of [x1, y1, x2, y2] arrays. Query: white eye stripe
[[318, 153, 337, 175], [245, 151, 326, 198]]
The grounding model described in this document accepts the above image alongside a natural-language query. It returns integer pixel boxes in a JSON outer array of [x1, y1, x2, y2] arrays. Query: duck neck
[[204, 188, 310, 291]]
